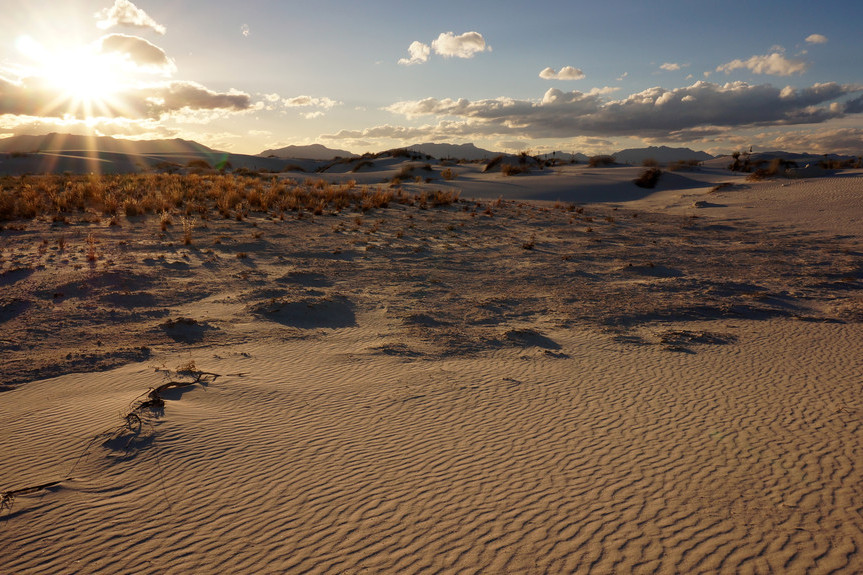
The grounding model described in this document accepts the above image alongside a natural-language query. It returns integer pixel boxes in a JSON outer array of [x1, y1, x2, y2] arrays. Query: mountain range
[[259, 143, 356, 160]]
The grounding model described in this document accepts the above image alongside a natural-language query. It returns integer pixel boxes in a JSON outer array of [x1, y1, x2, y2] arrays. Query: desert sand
[[1, 162, 862, 573]]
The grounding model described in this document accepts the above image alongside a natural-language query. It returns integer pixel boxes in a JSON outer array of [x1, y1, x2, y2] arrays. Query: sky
[[1, 0, 862, 156]]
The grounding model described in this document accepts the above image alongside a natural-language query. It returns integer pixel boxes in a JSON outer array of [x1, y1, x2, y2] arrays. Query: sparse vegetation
[[666, 159, 701, 171], [587, 155, 616, 167], [0, 173, 459, 222], [634, 168, 662, 189]]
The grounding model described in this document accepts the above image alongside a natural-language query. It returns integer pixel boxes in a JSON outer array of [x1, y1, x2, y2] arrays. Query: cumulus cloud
[[283, 95, 341, 109], [806, 34, 828, 44], [95, 0, 166, 35], [99, 34, 175, 73], [660, 62, 681, 71], [717, 52, 808, 76], [431, 31, 489, 59], [150, 82, 251, 114], [539, 66, 585, 81], [398, 41, 431, 66], [366, 81, 863, 141]]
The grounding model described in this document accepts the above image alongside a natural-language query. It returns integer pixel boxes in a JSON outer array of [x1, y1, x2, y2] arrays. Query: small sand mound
[[275, 271, 333, 288], [251, 295, 356, 328], [504, 328, 561, 350], [403, 313, 451, 327], [161, 317, 215, 343]]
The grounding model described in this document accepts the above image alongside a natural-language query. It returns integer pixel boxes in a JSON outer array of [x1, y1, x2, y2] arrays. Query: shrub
[[502, 163, 529, 176], [441, 168, 456, 180], [634, 168, 662, 188], [642, 158, 659, 167], [588, 155, 616, 167]]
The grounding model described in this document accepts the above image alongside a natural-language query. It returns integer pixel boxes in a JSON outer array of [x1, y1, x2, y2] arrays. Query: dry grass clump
[[642, 158, 659, 167], [441, 168, 456, 180], [633, 168, 662, 189], [818, 157, 862, 169], [746, 157, 797, 181], [587, 155, 616, 167], [666, 159, 701, 171]]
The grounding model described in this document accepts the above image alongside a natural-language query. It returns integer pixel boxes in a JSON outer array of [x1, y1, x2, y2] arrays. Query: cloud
[[282, 95, 341, 109], [539, 66, 585, 81], [758, 127, 863, 154], [0, 73, 253, 120], [99, 34, 175, 73], [398, 41, 431, 66], [660, 62, 681, 71], [431, 31, 489, 59], [717, 52, 808, 76], [806, 34, 828, 44], [150, 82, 251, 114], [367, 81, 863, 141], [95, 0, 166, 35], [302, 111, 325, 119]]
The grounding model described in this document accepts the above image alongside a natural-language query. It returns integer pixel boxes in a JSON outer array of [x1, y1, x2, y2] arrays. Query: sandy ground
[[1, 166, 862, 573]]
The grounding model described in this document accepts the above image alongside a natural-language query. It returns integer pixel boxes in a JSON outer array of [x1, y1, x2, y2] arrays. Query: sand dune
[[2, 168, 862, 573]]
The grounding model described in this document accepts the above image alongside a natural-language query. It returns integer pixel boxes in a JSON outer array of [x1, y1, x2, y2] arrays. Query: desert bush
[[633, 168, 662, 188], [187, 159, 212, 170], [350, 160, 374, 173], [588, 155, 616, 167], [483, 155, 505, 172], [502, 163, 529, 176], [642, 158, 659, 167], [441, 168, 456, 180]]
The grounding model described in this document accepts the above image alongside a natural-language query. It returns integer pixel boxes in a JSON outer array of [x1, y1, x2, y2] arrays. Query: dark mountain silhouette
[[259, 144, 355, 160]]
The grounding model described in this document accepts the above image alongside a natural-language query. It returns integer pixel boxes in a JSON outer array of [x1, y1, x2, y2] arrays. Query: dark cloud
[[147, 82, 252, 113], [99, 34, 174, 72]]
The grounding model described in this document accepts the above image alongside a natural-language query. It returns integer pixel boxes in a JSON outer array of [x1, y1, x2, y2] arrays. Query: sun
[[17, 35, 128, 118]]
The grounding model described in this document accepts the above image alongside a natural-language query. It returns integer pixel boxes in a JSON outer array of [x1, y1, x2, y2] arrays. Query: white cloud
[[539, 66, 585, 81], [660, 62, 681, 71], [617, 72, 628, 81], [303, 111, 325, 119], [95, 0, 166, 35], [283, 95, 341, 109], [398, 41, 431, 66], [806, 34, 828, 44], [241, 24, 251, 38], [717, 52, 808, 76], [431, 31, 490, 59]]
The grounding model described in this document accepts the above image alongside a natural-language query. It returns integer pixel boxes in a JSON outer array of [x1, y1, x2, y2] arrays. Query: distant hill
[[0, 133, 296, 175], [0, 133, 215, 155], [259, 144, 355, 160], [613, 146, 713, 165], [406, 142, 498, 161]]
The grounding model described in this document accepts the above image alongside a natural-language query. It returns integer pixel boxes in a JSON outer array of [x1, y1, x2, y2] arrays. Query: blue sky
[[2, 0, 861, 155]]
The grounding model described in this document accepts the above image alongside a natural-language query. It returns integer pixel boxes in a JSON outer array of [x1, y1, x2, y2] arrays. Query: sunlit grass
[[0, 173, 461, 222]]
